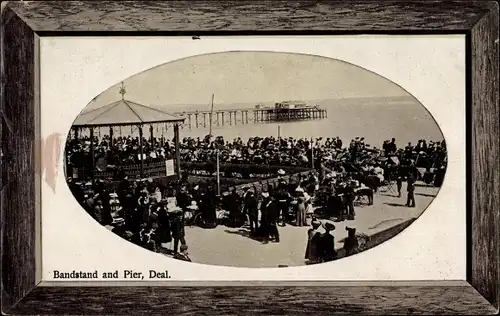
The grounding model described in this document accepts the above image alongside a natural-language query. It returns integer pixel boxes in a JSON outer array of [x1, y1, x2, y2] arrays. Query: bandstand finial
[[119, 82, 126, 100]]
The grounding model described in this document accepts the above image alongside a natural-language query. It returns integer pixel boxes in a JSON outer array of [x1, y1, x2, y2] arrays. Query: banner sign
[[165, 159, 175, 176]]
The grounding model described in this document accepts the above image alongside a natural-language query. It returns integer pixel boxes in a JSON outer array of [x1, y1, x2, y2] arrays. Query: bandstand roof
[[72, 99, 185, 128]]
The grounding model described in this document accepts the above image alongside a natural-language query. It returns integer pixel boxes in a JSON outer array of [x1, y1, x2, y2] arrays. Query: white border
[[40, 36, 466, 281]]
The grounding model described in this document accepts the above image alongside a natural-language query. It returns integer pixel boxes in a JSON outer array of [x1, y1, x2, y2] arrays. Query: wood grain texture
[[1, 6, 37, 310], [6, 282, 498, 315], [4, 0, 497, 32], [471, 2, 500, 309], [1, 0, 499, 315]]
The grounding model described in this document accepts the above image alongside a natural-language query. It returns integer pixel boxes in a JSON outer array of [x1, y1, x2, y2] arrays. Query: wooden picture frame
[[1, 1, 498, 314]]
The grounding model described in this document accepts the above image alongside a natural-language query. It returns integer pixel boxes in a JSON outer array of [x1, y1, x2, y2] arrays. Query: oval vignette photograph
[[64, 51, 448, 268]]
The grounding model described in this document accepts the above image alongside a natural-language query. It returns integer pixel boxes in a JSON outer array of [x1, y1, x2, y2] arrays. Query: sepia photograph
[[63, 51, 448, 268], [3, 1, 498, 314]]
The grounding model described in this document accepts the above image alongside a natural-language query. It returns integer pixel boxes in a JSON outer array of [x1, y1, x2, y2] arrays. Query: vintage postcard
[[39, 36, 466, 281]]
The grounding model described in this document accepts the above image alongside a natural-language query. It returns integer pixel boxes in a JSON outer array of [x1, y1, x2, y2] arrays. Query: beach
[[181, 182, 439, 268]]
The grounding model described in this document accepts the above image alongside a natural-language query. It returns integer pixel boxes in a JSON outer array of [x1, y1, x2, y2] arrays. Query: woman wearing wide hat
[[156, 201, 172, 248], [305, 220, 322, 264], [343, 227, 359, 256], [259, 190, 272, 243], [319, 221, 338, 262]]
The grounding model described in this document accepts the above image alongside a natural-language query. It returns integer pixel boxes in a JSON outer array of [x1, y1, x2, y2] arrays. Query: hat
[[187, 201, 198, 210], [112, 217, 125, 225], [323, 222, 336, 231], [168, 206, 183, 214], [311, 220, 321, 228], [277, 169, 286, 175]]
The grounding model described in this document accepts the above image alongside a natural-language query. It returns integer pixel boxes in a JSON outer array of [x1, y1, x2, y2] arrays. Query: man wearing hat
[[406, 171, 416, 208], [243, 188, 259, 235], [319, 222, 337, 262], [259, 190, 271, 242], [344, 182, 356, 221], [176, 185, 190, 215], [262, 190, 280, 243], [156, 200, 172, 247], [305, 220, 322, 263], [173, 244, 191, 262], [169, 206, 186, 254], [111, 218, 133, 241], [275, 183, 291, 227], [343, 227, 359, 256]]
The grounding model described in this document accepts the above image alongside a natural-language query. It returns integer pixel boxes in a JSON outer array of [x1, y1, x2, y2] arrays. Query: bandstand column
[[109, 126, 113, 147], [89, 127, 95, 184], [149, 125, 154, 144], [174, 123, 181, 176], [139, 125, 144, 179]]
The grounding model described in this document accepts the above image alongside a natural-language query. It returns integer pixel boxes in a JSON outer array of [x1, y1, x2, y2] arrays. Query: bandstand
[[69, 83, 185, 183]]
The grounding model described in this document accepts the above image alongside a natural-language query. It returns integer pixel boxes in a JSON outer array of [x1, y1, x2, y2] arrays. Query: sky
[[84, 51, 410, 111]]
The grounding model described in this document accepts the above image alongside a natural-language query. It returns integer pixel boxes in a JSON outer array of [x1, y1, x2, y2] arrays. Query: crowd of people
[[67, 168, 367, 264], [65, 132, 447, 264], [65, 133, 447, 181]]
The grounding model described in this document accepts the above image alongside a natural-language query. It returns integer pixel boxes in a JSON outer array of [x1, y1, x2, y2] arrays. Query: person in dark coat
[[227, 188, 242, 227], [244, 190, 259, 235], [156, 201, 172, 245], [173, 244, 192, 262], [259, 191, 271, 243], [266, 195, 280, 243], [344, 184, 356, 220], [201, 187, 217, 227], [396, 175, 403, 198], [176, 186, 190, 212], [137, 190, 151, 223], [275, 184, 290, 226], [433, 165, 446, 187], [319, 222, 337, 262], [305, 220, 322, 264], [343, 227, 359, 256], [170, 207, 186, 254], [406, 172, 416, 207], [92, 199, 104, 224]]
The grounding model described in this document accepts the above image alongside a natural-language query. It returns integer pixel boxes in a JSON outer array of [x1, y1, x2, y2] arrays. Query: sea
[[82, 96, 444, 149]]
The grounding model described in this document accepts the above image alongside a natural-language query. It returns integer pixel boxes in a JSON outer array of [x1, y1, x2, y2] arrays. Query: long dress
[[319, 233, 337, 262], [259, 200, 270, 239], [296, 202, 307, 226], [156, 207, 172, 244], [305, 229, 322, 263]]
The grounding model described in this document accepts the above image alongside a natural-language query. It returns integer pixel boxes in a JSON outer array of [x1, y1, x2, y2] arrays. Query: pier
[[172, 106, 327, 130]]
